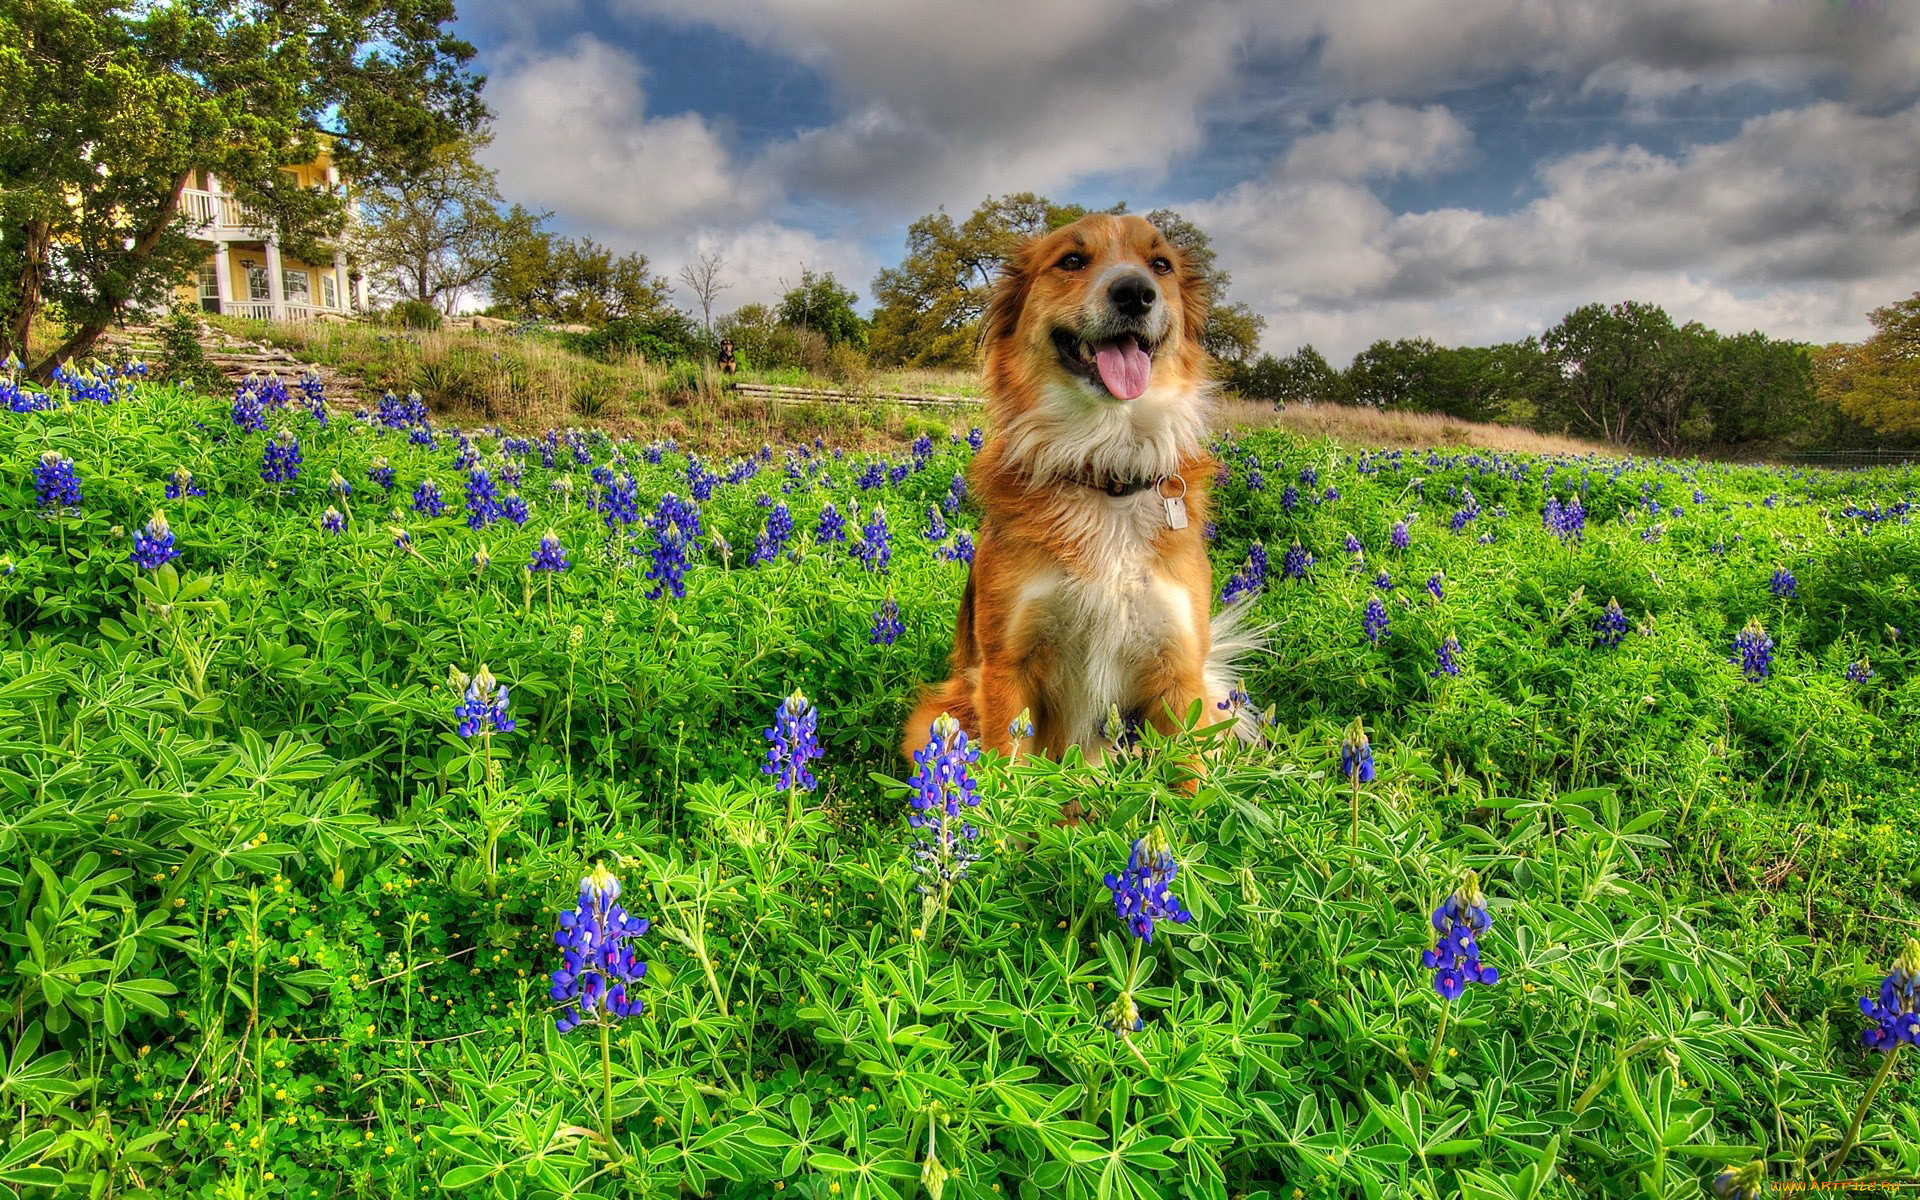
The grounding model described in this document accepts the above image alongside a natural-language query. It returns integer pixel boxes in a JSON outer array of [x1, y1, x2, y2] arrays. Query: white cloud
[[1192, 99, 1920, 360], [658, 223, 883, 314], [482, 35, 774, 240], [615, 0, 1258, 209], [1279, 101, 1474, 181]]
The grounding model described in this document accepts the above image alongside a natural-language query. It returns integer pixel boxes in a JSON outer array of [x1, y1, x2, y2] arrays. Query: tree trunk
[[31, 170, 193, 383], [1, 218, 52, 364]]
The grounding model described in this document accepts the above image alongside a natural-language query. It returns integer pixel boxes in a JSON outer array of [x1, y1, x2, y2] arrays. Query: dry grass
[[205, 317, 1620, 459], [1218, 398, 1615, 456]]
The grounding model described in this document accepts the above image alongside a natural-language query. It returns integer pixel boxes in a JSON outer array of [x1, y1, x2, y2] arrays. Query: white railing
[[222, 301, 335, 322], [179, 188, 273, 236]]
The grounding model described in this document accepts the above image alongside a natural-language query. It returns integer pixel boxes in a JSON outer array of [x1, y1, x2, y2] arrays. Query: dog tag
[[1161, 474, 1189, 529]]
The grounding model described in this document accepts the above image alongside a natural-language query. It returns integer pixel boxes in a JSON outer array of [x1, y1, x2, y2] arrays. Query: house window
[[197, 262, 220, 313], [282, 269, 311, 303], [321, 273, 337, 310], [246, 266, 271, 301]]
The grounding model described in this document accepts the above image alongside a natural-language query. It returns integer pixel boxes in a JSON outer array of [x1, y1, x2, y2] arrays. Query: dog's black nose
[[1108, 274, 1157, 318]]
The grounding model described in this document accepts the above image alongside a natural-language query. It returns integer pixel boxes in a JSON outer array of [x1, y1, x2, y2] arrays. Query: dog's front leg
[[1141, 648, 1211, 794], [974, 648, 1043, 760]]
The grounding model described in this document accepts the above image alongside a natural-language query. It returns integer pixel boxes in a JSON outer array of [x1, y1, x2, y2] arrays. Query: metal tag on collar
[[1160, 474, 1189, 530]]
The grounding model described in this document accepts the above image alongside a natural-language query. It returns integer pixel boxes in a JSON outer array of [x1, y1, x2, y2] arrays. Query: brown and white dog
[[903, 213, 1259, 766]]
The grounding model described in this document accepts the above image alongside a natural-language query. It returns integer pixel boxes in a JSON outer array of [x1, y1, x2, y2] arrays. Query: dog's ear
[[1171, 241, 1211, 358], [984, 237, 1037, 348]]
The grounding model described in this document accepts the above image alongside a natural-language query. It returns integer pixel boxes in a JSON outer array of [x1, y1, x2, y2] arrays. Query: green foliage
[[390, 298, 444, 331], [491, 232, 675, 327], [354, 136, 544, 312], [0, 0, 482, 378], [777, 269, 869, 350], [0, 379, 1916, 1195], [565, 310, 703, 365], [1817, 292, 1920, 437], [155, 307, 224, 392]]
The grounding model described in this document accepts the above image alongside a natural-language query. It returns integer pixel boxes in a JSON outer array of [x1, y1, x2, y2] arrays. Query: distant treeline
[[1229, 295, 1920, 456]]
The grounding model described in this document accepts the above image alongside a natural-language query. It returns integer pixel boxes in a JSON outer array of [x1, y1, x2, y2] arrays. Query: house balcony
[[180, 187, 274, 239]]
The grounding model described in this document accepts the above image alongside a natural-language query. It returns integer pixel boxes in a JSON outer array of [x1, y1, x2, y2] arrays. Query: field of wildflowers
[[2, 358, 1918, 1199]]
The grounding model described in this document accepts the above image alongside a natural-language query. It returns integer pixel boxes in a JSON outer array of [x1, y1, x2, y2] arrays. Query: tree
[[1143, 208, 1265, 367], [1539, 302, 1714, 450], [715, 302, 802, 371], [489, 232, 673, 325], [0, 0, 482, 379], [1817, 292, 1920, 436], [353, 136, 541, 313], [1232, 345, 1342, 404], [676, 252, 730, 347], [869, 192, 1099, 367], [777, 269, 867, 349]]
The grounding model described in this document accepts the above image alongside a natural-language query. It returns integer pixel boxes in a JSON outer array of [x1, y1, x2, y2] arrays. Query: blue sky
[[459, 0, 1920, 360]]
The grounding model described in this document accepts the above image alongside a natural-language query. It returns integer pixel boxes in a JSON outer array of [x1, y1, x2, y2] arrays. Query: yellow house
[[172, 150, 363, 321]]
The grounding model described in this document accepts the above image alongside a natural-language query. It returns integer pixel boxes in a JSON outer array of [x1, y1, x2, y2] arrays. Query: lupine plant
[[1, 372, 1918, 1196]]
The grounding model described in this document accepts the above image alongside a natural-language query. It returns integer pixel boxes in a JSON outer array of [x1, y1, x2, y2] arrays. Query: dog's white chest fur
[[1016, 493, 1196, 750]]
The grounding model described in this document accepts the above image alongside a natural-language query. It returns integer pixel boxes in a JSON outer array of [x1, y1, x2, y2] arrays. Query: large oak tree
[[0, 0, 484, 380]]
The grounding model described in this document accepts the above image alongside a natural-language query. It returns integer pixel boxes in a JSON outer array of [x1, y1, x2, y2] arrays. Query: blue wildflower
[[321, 507, 346, 535], [1424, 870, 1499, 1000], [1734, 617, 1774, 680], [1390, 516, 1412, 551], [464, 468, 502, 529], [550, 865, 650, 1035], [260, 428, 302, 485], [1426, 572, 1444, 602], [1282, 539, 1314, 579], [412, 479, 445, 517], [941, 530, 975, 564], [763, 689, 822, 792], [870, 596, 904, 645], [1594, 598, 1629, 648], [908, 712, 983, 897], [817, 502, 847, 544], [644, 493, 701, 600], [129, 511, 180, 569], [944, 474, 967, 514], [32, 451, 82, 511], [531, 528, 569, 572], [1846, 657, 1875, 685], [1363, 597, 1390, 644], [367, 458, 395, 491], [1433, 633, 1461, 677], [453, 665, 516, 738], [1103, 829, 1192, 945], [1859, 939, 1920, 1051], [601, 473, 640, 531], [1769, 567, 1796, 598], [1373, 569, 1393, 591], [924, 504, 947, 542], [852, 505, 892, 573], [166, 466, 206, 499], [501, 492, 529, 525], [1340, 718, 1375, 783]]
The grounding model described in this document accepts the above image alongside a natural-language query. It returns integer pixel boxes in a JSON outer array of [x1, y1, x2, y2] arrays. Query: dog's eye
[[1057, 252, 1087, 272], [1149, 256, 1173, 275]]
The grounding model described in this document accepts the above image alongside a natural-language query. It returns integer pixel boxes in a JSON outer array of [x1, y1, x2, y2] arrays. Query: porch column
[[213, 242, 233, 314], [332, 250, 350, 314], [264, 235, 285, 321]]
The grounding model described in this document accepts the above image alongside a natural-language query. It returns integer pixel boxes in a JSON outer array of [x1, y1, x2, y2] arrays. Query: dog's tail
[[1204, 598, 1271, 743]]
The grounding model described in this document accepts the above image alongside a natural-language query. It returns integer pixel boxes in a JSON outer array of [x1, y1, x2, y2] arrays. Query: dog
[[903, 213, 1260, 768]]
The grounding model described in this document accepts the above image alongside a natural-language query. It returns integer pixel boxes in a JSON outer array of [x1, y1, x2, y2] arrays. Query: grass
[[2, 367, 1918, 1197]]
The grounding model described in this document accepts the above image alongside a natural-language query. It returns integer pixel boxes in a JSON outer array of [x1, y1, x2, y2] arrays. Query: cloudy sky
[[459, 0, 1920, 361]]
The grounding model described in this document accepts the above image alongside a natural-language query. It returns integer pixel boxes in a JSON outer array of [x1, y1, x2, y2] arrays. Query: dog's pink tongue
[[1094, 339, 1152, 400]]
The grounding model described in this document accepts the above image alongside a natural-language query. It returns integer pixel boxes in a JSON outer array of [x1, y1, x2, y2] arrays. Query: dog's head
[[982, 214, 1212, 480], [985, 213, 1209, 404]]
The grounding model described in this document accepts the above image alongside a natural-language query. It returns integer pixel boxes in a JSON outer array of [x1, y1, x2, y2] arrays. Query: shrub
[[155, 306, 224, 392], [390, 298, 443, 330]]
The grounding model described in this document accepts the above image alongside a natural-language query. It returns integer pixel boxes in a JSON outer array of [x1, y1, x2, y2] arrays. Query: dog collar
[[1072, 471, 1165, 497]]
